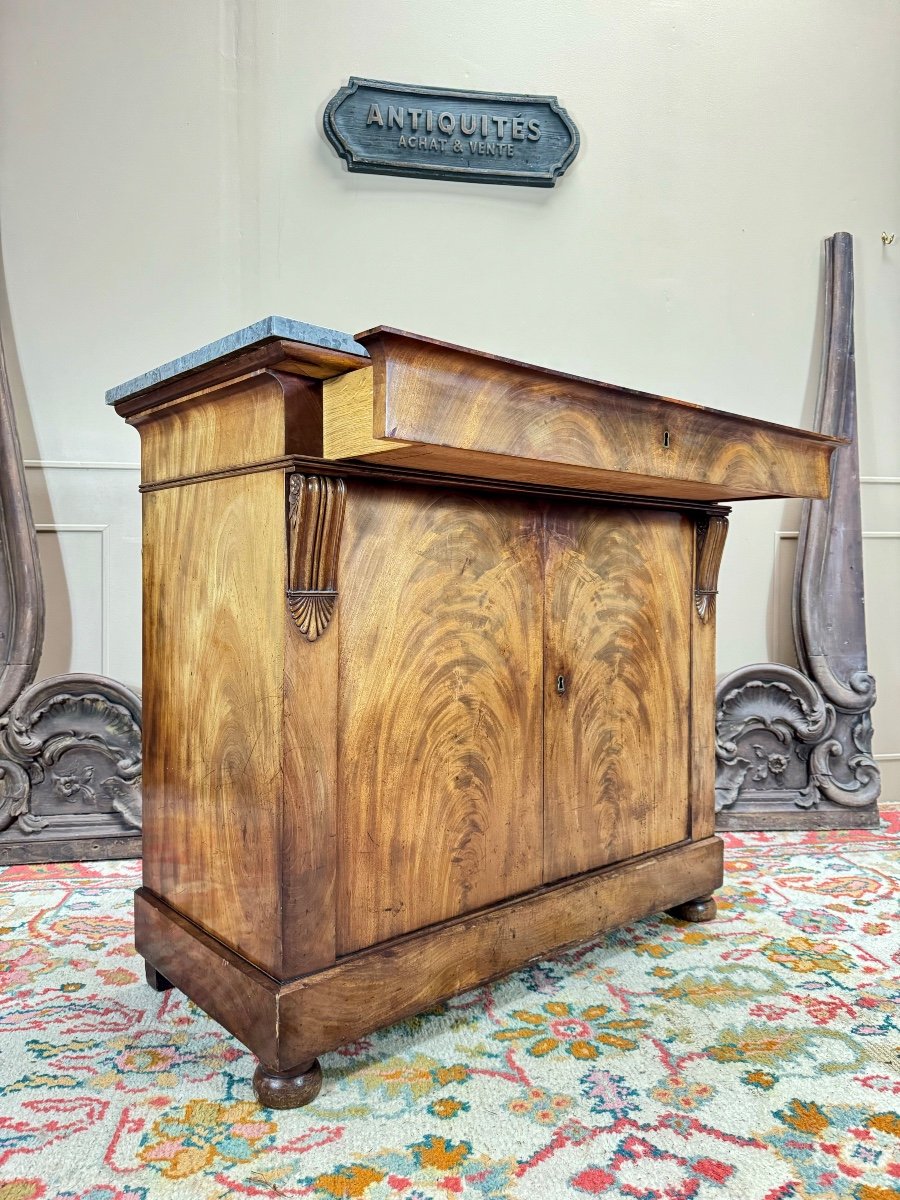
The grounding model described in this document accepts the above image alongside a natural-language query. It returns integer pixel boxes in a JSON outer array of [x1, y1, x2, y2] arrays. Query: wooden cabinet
[[109, 318, 839, 1108]]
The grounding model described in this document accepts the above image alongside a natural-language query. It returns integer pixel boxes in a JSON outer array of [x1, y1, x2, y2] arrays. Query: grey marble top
[[105, 316, 369, 404]]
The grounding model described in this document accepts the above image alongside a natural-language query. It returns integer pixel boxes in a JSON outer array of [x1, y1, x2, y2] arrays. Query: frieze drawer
[[324, 327, 839, 503]]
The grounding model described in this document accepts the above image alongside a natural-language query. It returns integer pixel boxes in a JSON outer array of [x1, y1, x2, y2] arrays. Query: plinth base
[[136, 835, 724, 1104]]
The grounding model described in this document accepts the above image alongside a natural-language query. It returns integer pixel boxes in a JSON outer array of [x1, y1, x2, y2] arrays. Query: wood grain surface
[[135, 887, 280, 1067], [136, 372, 323, 485], [322, 331, 839, 502], [282, 595, 339, 976], [324, 365, 412, 459], [137, 836, 723, 1072], [543, 507, 692, 880], [141, 453, 732, 518], [319, 439, 788, 503], [120, 319, 842, 1104], [335, 482, 545, 954], [141, 471, 287, 974], [689, 516, 729, 840]]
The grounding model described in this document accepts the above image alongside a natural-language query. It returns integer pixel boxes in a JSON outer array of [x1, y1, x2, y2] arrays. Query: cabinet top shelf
[[109, 316, 842, 503]]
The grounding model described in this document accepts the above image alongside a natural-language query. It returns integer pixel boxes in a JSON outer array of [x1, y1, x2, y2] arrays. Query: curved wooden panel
[[794, 233, 877, 716], [0, 327, 44, 716], [715, 235, 880, 830], [543, 506, 692, 881], [335, 482, 543, 953]]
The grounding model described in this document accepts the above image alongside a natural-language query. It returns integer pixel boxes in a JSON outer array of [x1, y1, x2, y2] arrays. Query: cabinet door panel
[[543, 507, 692, 881], [337, 483, 544, 954]]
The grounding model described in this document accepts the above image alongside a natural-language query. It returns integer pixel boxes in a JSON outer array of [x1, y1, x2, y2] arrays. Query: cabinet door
[[543, 505, 692, 882], [336, 482, 544, 954]]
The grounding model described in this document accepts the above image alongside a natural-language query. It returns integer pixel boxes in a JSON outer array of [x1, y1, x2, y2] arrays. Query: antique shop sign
[[324, 78, 579, 187]]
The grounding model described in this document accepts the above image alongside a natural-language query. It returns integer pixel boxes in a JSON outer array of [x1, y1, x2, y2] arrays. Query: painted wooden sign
[[324, 78, 579, 188]]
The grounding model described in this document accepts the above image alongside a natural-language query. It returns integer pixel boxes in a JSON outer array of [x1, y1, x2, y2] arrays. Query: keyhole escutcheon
[[556, 674, 566, 695]]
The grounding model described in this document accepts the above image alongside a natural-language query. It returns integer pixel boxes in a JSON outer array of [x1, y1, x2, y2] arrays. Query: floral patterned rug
[[1, 810, 897, 1200]]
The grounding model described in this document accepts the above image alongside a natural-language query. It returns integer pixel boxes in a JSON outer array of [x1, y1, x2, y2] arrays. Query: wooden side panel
[[336, 482, 544, 954], [323, 365, 412, 459], [136, 372, 322, 485], [690, 614, 717, 841], [543, 507, 693, 881], [281, 587, 339, 978], [691, 516, 728, 840], [141, 471, 286, 973]]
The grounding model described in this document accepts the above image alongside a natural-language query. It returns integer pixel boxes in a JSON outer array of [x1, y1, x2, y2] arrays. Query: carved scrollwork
[[0, 759, 31, 833], [715, 660, 880, 820], [714, 233, 880, 829], [286, 474, 346, 641], [716, 665, 833, 752], [714, 664, 834, 814], [793, 234, 877, 717], [694, 513, 729, 623], [809, 737, 881, 809], [4, 676, 142, 777], [0, 674, 142, 840]]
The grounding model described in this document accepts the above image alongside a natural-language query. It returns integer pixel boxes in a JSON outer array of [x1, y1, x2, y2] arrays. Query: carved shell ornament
[[714, 660, 880, 814], [714, 664, 835, 814], [287, 591, 336, 641], [715, 667, 834, 755], [4, 682, 141, 774]]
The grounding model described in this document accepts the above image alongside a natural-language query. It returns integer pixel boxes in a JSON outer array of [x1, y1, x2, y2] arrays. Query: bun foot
[[253, 1059, 323, 1109], [144, 961, 174, 991], [668, 894, 717, 923]]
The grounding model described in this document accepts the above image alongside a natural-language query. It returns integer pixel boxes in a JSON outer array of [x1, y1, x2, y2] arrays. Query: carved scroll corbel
[[286, 474, 346, 641], [694, 513, 729, 623]]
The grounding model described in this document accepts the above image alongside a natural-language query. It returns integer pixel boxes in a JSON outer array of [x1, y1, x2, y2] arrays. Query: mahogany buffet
[[108, 318, 839, 1108]]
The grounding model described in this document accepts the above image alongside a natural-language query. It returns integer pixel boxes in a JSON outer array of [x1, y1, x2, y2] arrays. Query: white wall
[[1, 0, 897, 793]]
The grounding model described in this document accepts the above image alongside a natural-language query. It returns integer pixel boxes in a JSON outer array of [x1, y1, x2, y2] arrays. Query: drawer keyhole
[[556, 674, 566, 694]]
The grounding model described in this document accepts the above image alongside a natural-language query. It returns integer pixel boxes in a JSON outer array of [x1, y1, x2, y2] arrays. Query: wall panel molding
[[24, 460, 140, 471], [35, 524, 110, 675]]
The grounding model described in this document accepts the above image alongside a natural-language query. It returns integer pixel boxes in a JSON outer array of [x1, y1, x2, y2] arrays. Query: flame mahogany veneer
[[112, 322, 839, 1107]]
